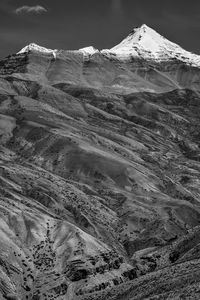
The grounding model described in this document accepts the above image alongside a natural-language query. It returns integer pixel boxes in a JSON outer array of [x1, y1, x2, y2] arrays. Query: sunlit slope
[[0, 25, 200, 299], [2, 49, 200, 95]]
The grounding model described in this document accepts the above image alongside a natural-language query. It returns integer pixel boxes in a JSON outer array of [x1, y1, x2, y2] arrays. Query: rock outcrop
[[0, 25, 200, 299]]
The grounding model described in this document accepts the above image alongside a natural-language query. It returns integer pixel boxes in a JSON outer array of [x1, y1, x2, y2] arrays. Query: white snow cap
[[18, 43, 57, 58], [79, 46, 99, 55], [17, 25, 200, 67], [103, 24, 200, 66], [110, 24, 165, 55]]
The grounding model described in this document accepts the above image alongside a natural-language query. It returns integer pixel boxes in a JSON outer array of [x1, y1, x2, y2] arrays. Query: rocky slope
[[0, 25, 200, 299]]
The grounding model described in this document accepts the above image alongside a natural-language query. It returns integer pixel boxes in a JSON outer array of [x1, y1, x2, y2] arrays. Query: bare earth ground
[[0, 50, 200, 299]]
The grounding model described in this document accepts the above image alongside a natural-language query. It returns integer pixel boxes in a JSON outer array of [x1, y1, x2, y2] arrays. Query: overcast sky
[[0, 0, 199, 58]]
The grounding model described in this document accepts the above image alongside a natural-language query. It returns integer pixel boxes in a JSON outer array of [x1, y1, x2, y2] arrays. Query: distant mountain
[[0, 25, 200, 300], [104, 24, 200, 67], [2, 24, 197, 95], [18, 25, 200, 67]]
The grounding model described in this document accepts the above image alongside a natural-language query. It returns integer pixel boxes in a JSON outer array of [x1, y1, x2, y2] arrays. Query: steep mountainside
[[0, 25, 200, 300]]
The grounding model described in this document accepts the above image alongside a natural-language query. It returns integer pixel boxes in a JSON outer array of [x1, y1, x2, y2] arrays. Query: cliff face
[[1, 26, 200, 300]]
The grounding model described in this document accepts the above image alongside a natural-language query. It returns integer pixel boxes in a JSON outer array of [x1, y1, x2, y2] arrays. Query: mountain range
[[0, 24, 200, 300]]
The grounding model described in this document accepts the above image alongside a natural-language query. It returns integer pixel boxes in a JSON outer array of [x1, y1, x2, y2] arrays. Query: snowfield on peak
[[18, 43, 57, 58], [17, 25, 200, 68], [102, 24, 200, 67]]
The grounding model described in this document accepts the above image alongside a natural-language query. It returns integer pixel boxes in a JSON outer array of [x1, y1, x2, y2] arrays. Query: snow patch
[[79, 46, 99, 56], [102, 24, 200, 67], [18, 43, 57, 59]]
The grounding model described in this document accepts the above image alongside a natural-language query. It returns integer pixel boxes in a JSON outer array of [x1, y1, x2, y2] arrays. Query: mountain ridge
[[17, 24, 200, 67], [1, 23, 200, 300]]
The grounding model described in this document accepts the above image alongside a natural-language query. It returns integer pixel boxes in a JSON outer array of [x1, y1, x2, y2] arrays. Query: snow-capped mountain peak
[[109, 24, 178, 56], [18, 43, 57, 58], [103, 24, 200, 67], [17, 25, 200, 67]]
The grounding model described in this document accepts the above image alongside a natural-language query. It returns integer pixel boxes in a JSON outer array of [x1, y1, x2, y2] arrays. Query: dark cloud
[[15, 5, 47, 15]]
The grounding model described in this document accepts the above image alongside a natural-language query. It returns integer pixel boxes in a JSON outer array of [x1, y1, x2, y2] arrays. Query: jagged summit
[[18, 43, 57, 54], [18, 43, 99, 58], [17, 25, 200, 67], [104, 24, 200, 66], [112, 24, 168, 48], [18, 43, 58, 60], [110, 24, 170, 55]]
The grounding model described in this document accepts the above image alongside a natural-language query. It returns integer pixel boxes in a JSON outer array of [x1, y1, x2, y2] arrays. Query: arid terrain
[[0, 25, 200, 299]]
